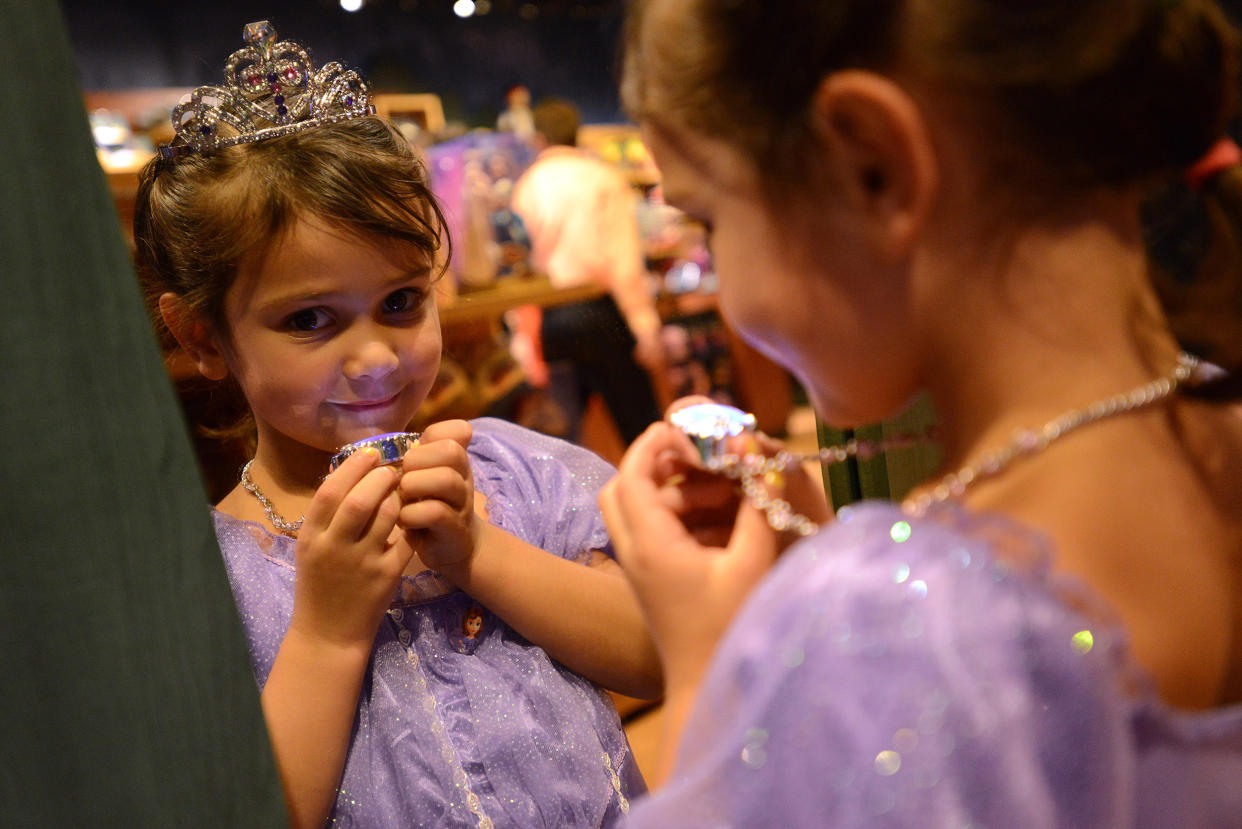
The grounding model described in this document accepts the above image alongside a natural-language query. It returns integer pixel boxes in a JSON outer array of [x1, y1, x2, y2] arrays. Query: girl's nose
[[343, 338, 400, 382]]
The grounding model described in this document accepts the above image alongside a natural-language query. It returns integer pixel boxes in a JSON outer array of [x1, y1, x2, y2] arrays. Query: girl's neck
[[220, 430, 332, 524], [251, 433, 334, 496], [919, 204, 1183, 474]]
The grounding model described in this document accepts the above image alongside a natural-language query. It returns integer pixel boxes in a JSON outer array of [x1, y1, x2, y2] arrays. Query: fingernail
[[362, 447, 381, 460]]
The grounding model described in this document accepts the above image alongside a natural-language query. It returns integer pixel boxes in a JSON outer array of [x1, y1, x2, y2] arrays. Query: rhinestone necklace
[[713, 352, 1199, 535], [239, 459, 305, 537]]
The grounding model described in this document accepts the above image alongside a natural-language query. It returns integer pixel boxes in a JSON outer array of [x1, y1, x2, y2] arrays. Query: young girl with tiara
[[134, 21, 656, 828]]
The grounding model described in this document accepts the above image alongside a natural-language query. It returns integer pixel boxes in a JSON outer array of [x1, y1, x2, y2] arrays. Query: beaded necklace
[[691, 352, 1200, 535], [238, 433, 419, 538], [239, 459, 304, 537]]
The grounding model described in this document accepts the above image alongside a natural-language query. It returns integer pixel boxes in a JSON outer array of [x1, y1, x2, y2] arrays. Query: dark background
[[61, 0, 627, 127]]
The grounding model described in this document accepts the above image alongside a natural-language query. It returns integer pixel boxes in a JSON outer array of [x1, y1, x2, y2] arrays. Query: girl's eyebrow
[[257, 268, 433, 311]]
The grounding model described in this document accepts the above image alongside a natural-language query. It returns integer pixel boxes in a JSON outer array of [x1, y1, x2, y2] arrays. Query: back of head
[[622, 0, 1242, 391], [533, 98, 581, 147]]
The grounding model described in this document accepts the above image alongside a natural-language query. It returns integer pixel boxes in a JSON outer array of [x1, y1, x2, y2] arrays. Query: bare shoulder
[[972, 408, 1241, 708]]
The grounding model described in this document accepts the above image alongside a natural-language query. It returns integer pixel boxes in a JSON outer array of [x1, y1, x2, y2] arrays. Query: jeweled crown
[[160, 20, 374, 159]]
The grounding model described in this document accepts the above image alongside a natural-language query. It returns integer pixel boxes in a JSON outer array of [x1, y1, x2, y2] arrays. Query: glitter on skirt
[[213, 418, 644, 827], [625, 501, 1242, 828]]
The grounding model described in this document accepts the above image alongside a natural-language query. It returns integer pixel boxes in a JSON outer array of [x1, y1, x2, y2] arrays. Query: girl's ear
[[809, 70, 938, 262], [158, 292, 230, 381]]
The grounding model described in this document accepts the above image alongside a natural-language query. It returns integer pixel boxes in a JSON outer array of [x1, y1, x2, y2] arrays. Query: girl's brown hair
[[622, 0, 1242, 389]]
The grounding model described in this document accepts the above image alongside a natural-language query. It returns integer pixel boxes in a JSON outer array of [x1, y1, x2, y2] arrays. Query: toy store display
[[427, 130, 537, 290]]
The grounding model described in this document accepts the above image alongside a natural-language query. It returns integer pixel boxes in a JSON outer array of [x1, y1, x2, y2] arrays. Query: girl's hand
[[598, 415, 828, 696], [289, 448, 411, 650], [396, 419, 482, 579]]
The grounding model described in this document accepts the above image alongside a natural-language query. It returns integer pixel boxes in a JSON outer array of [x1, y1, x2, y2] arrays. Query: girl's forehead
[[229, 221, 430, 311], [263, 219, 429, 273]]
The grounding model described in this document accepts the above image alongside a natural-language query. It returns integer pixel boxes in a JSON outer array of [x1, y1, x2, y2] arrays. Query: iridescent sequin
[[874, 749, 902, 776]]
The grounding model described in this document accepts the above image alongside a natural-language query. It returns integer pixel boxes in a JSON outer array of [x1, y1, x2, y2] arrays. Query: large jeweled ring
[[669, 403, 757, 468], [329, 431, 421, 472]]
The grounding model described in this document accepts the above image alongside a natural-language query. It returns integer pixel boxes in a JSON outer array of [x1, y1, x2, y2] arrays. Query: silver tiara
[[159, 20, 374, 159]]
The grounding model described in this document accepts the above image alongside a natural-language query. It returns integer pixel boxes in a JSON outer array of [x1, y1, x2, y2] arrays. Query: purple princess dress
[[213, 418, 645, 827], [625, 502, 1242, 828]]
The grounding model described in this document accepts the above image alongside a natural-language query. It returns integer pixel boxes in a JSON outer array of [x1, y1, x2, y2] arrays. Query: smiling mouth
[[332, 392, 401, 412]]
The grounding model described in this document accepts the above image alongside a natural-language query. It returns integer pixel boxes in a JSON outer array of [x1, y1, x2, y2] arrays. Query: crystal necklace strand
[[239, 459, 305, 537], [721, 352, 1200, 535]]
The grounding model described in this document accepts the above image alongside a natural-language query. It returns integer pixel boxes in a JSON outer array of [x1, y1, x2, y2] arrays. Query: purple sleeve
[[468, 417, 615, 561], [626, 503, 1135, 828]]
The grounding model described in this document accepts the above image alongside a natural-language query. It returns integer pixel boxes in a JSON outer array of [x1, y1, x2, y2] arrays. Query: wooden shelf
[[440, 277, 605, 326]]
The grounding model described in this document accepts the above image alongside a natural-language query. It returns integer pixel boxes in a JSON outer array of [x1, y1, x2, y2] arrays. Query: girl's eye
[[383, 287, 423, 314], [285, 308, 330, 332]]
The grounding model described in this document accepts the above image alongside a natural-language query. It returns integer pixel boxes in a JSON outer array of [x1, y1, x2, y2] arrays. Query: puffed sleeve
[[626, 503, 1136, 828], [468, 416, 615, 561]]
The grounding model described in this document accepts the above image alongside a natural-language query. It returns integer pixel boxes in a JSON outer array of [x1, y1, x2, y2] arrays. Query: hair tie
[[1185, 136, 1242, 190]]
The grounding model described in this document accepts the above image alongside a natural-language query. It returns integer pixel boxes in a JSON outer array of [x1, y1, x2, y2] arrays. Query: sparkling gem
[[277, 105, 288, 116], [244, 20, 277, 44], [273, 94, 285, 105], [284, 66, 298, 79], [890, 521, 912, 543]]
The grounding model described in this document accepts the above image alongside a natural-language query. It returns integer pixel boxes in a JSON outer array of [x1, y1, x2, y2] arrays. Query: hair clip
[[1185, 136, 1242, 190], [329, 432, 421, 472], [160, 20, 374, 159]]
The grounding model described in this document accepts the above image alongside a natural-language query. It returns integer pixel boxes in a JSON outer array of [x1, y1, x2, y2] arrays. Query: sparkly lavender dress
[[213, 418, 644, 828], [626, 502, 1242, 828]]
